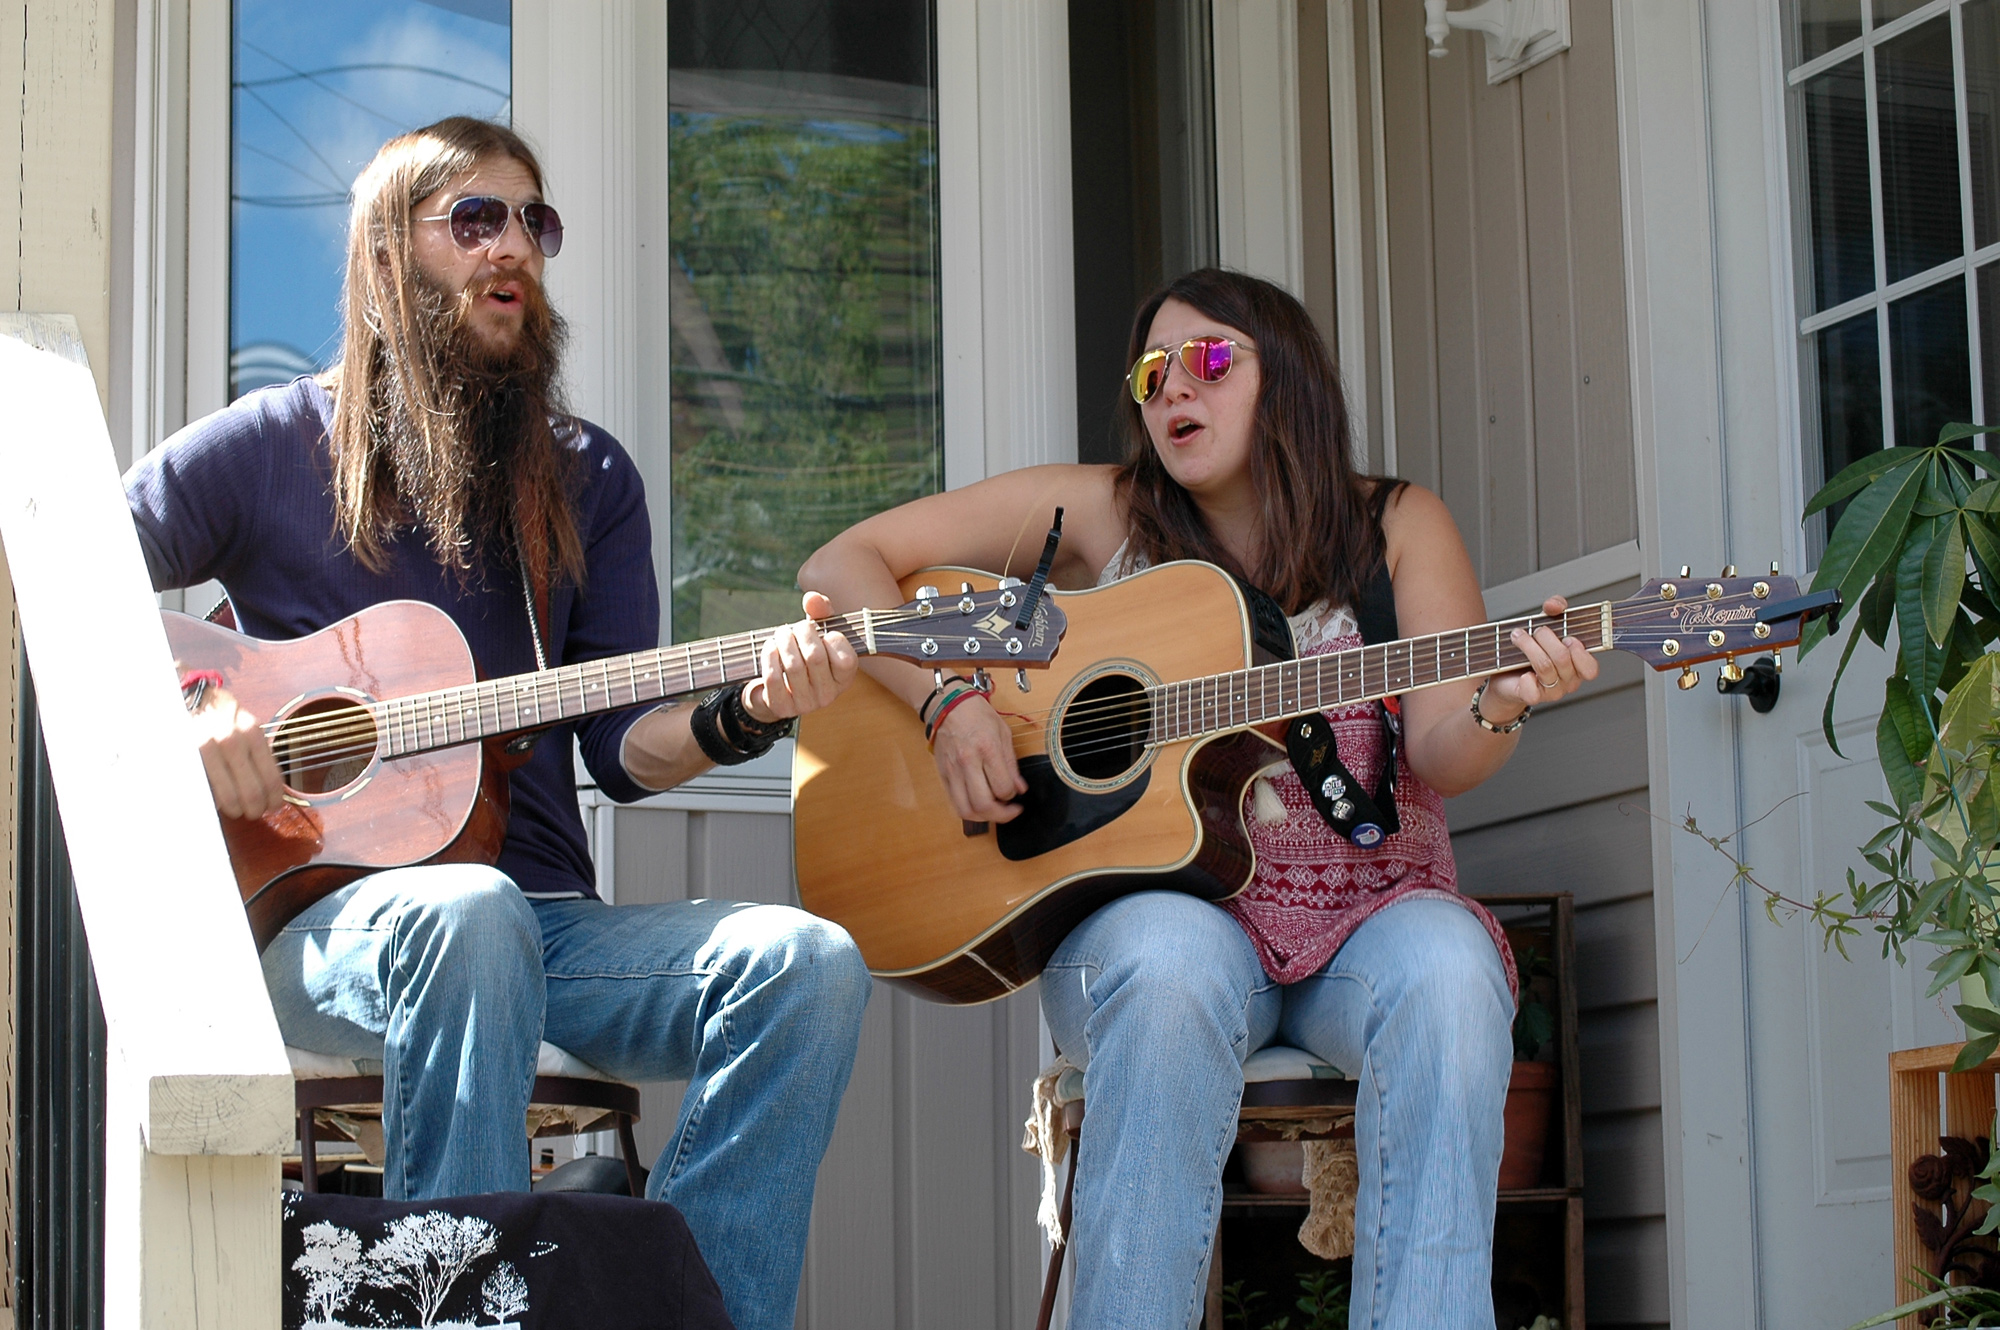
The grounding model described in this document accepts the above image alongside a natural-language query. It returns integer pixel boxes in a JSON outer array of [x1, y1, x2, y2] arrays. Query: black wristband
[[691, 687, 788, 766]]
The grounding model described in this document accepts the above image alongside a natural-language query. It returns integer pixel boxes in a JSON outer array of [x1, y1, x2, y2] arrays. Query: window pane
[[1889, 278, 1972, 445], [230, 0, 511, 402], [1794, 0, 1863, 64], [1816, 311, 1885, 498], [1971, 0, 1999, 251], [1873, 0, 1931, 24], [1878, 17, 1964, 284], [668, 1, 942, 642], [1802, 60, 1875, 310], [1980, 260, 1999, 422]]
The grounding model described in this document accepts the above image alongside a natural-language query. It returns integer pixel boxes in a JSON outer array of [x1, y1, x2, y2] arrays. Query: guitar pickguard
[[996, 756, 1151, 861]]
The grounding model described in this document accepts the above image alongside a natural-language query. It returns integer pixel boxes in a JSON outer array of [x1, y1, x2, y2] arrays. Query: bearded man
[[123, 118, 868, 1330]]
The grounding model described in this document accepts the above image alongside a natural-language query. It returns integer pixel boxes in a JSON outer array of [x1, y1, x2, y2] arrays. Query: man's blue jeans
[[262, 863, 871, 1330], [1041, 892, 1513, 1330]]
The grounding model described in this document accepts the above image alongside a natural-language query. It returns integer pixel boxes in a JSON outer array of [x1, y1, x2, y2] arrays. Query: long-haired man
[[125, 118, 868, 1330]]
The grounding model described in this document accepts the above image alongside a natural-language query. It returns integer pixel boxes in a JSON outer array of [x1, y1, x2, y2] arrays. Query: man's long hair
[[1113, 268, 1398, 616], [322, 116, 584, 594]]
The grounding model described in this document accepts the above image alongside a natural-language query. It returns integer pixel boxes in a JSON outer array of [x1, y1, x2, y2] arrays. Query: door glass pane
[[1878, 17, 1964, 284], [1795, 0, 1863, 63], [1889, 279, 1973, 445], [1068, 0, 1217, 465], [1802, 59, 1876, 310], [667, 0, 943, 642], [1815, 311, 1885, 513], [1980, 260, 1999, 421], [1970, 0, 1999, 250], [230, 0, 511, 401]]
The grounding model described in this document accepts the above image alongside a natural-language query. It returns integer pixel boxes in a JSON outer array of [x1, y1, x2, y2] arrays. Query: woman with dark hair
[[801, 269, 1595, 1328]]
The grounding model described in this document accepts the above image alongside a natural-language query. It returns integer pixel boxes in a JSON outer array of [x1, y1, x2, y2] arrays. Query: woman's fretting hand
[[1485, 594, 1600, 719]]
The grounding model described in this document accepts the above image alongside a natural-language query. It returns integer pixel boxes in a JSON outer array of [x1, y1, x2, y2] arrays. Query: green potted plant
[[1793, 420, 2000, 1070]]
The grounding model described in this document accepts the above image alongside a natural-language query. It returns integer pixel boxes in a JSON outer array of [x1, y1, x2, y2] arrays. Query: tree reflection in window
[[667, 1, 942, 641]]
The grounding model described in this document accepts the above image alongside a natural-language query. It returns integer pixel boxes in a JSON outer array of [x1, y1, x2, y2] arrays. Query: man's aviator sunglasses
[[418, 195, 565, 258], [1126, 336, 1250, 404]]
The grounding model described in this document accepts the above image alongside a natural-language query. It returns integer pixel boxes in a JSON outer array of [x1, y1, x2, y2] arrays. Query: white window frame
[[1784, 0, 1995, 508]]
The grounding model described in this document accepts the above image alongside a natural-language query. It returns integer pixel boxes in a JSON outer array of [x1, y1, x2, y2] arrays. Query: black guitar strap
[[1283, 559, 1401, 849]]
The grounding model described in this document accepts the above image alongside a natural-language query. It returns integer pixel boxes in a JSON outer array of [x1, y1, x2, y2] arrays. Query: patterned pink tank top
[[1099, 545, 1516, 993]]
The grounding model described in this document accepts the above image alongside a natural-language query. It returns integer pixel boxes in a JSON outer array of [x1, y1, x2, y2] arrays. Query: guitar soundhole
[[1058, 672, 1148, 782], [274, 696, 378, 796]]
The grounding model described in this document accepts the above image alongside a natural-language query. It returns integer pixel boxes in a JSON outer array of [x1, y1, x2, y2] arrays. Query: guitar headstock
[[856, 583, 1068, 668], [1611, 573, 1838, 670]]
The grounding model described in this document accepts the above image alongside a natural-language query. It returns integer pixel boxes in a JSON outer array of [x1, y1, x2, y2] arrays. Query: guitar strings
[[252, 590, 1784, 783]]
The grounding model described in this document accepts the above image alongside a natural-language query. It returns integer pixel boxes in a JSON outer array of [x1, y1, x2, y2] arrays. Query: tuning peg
[[1679, 565, 1691, 578], [1677, 665, 1701, 690], [1015, 669, 1031, 693], [997, 576, 1024, 590], [1718, 654, 1744, 684], [915, 585, 939, 599], [933, 668, 946, 690], [1770, 560, 1781, 575], [973, 668, 992, 691], [1722, 564, 1738, 578]]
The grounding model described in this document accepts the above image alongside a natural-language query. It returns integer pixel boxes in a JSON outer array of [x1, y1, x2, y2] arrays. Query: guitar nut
[[1006, 638, 1023, 655], [1707, 629, 1725, 647], [963, 638, 981, 655], [1753, 581, 1770, 598], [1754, 622, 1770, 638], [1662, 639, 1680, 657], [922, 639, 939, 656], [959, 597, 976, 614], [999, 591, 1017, 609], [1706, 583, 1724, 600], [1660, 584, 1677, 601]]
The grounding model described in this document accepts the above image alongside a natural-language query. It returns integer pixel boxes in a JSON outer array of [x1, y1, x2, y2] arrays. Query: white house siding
[[1359, 1, 1664, 1325]]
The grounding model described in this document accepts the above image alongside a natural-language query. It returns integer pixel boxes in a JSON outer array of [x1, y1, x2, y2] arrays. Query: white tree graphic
[[480, 1263, 529, 1326], [364, 1212, 500, 1328], [292, 1221, 365, 1328]]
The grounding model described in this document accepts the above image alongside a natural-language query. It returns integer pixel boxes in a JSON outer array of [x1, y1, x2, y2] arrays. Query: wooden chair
[[1033, 1045, 1357, 1330], [287, 1041, 646, 1198]]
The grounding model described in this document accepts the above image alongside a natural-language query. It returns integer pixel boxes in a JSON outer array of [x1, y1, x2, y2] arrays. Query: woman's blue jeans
[[1041, 891, 1512, 1330], [262, 862, 871, 1330]]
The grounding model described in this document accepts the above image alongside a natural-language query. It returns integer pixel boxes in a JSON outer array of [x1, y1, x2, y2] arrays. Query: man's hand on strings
[[192, 685, 288, 820], [742, 591, 860, 724]]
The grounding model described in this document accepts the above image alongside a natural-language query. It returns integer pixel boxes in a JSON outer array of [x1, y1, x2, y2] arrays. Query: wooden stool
[[1889, 1042, 2000, 1328]]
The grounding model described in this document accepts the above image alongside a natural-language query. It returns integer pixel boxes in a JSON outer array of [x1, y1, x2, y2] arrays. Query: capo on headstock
[[1014, 507, 1065, 630], [1755, 588, 1843, 636]]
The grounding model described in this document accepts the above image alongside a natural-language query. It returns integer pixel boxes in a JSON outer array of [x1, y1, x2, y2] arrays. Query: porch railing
[[0, 315, 292, 1327]]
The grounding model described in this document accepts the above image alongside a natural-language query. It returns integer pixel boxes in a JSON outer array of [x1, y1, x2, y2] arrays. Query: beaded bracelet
[[1469, 679, 1531, 735], [926, 680, 992, 748]]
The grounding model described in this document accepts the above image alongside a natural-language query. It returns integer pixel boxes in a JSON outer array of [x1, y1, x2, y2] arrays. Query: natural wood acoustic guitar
[[166, 586, 1066, 949], [794, 561, 1839, 1004]]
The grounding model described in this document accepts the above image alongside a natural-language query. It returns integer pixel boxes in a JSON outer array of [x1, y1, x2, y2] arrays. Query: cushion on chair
[[1242, 1044, 1348, 1082], [286, 1041, 615, 1082]]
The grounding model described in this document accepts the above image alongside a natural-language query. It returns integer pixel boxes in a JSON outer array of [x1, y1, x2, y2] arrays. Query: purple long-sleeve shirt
[[125, 376, 658, 901]]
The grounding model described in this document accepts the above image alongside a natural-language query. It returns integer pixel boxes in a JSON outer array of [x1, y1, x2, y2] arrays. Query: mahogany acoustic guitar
[[167, 586, 1066, 950], [793, 561, 1839, 1004]]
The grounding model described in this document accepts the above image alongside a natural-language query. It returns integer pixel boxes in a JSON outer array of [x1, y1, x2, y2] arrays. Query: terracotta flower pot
[[1499, 1060, 1557, 1190]]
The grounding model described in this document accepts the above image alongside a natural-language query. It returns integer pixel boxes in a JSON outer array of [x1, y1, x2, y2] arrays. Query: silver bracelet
[[1470, 679, 1531, 734]]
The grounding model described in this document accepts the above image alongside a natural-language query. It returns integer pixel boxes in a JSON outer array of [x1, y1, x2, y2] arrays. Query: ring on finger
[[1539, 676, 1561, 690]]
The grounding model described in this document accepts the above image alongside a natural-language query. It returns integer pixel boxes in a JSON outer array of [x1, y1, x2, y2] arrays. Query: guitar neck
[[374, 611, 879, 759], [1150, 602, 1614, 743]]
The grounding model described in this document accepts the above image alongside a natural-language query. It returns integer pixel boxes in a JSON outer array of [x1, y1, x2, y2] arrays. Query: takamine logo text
[[1674, 602, 1757, 629]]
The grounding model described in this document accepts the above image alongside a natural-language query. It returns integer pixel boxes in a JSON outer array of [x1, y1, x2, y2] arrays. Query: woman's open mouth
[[1169, 417, 1202, 441]]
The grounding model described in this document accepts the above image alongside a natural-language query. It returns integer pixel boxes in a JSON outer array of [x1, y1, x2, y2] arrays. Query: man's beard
[[377, 267, 574, 582]]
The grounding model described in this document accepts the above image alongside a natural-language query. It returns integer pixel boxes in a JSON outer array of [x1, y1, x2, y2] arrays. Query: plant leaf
[[1925, 516, 1968, 646], [1957, 1003, 2000, 1033], [1937, 420, 2000, 447], [1822, 614, 1867, 755], [1859, 569, 1897, 647], [1955, 1031, 2000, 1072], [1804, 445, 1925, 517], [1815, 455, 1927, 609], [1899, 520, 1946, 700], [1880, 681, 1929, 811]]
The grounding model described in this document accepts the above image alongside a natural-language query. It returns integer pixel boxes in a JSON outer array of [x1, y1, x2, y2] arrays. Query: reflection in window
[[1876, 18, 1961, 285], [1888, 280, 1972, 447], [667, 0, 942, 642], [231, 0, 510, 402], [1802, 61, 1873, 311], [1981, 261, 1999, 421], [1794, 0, 1862, 63], [1814, 312, 1882, 520], [1972, 0, 1998, 250]]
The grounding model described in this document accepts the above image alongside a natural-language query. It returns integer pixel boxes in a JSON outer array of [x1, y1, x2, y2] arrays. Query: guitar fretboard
[[372, 613, 873, 759], [1147, 604, 1612, 744]]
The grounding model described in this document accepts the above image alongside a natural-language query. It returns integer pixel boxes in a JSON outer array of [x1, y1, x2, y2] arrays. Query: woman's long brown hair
[[1113, 268, 1399, 616], [321, 116, 583, 590]]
